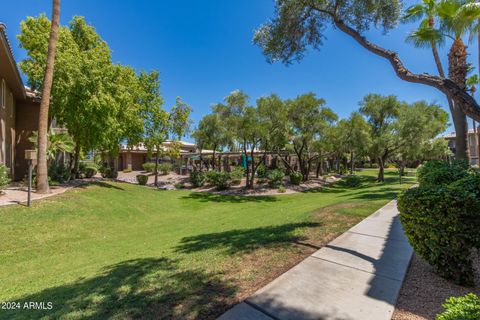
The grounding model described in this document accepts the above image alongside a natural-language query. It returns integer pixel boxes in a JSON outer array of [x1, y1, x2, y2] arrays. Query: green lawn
[[0, 169, 415, 320]]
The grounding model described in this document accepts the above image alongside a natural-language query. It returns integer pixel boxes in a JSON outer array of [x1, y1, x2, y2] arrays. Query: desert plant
[[267, 169, 284, 188], [278, 186, 286, 193], [436, 293, 480, 320], [205, 171, 231, 190], [48, 163, 71, 183], [230, 166, 245, 185], [189, 171, 205, 188], [158, 163, 172, 175], [123, 168, 132, 173], [289, 172, 302, 185], [256, 164, 267, 178], [136, 174, 148, 185], [142, 162, 156, 172], [0, 164, 10, 191]]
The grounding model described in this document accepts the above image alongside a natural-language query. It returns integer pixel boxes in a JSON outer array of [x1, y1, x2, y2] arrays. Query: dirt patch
[[393, 252, 480, 320]]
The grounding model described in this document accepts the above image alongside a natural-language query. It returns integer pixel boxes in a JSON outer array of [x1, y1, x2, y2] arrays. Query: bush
[[158, 163, 172, 175], [436, 293, 480, 320], [0, 164, 10, 191], [371, 163, 379, 168], [84, 166, 97, 178], [101, 167, 118, 179], [385, 163, 397, 169], [398, 173, 480, 285], [174, 182, 185, 189], [344, 175, 362, 187], [48, 163, 71, 183], [205, 171, 231, 190], [230, 167, 244, 185], [142, 162, 156, 172], [289, 172, 302, 185], [123, 168, 132, 173], [189, 171, 205, 188], [278, 186, 286, 193], [417, 160, 469, 188], [136, 174, 148, 185], [267, 169, 284, 188], [256, 164, 267, 178]]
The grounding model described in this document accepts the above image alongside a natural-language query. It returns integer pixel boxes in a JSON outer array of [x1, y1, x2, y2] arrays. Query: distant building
[[0, 23, 41, 180], [444, 129, 480, 165]]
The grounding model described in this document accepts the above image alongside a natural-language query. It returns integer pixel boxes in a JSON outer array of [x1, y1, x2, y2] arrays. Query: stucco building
[[0, 23, 40, 180], [444, 129, 480, 165]]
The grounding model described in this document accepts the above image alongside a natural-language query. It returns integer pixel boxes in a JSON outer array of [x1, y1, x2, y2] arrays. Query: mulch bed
[[392, 251, 480, 320]]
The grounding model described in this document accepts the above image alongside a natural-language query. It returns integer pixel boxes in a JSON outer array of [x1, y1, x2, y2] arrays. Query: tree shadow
[[77, 181, 126, 191], [175, 222, 321, 254], [1, 257, 237, 320], [180, 192, 278, 203], [343, 187, 402, 200]]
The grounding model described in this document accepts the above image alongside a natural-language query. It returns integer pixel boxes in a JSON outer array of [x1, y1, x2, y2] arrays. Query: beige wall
[[0, 77, 16, 177]]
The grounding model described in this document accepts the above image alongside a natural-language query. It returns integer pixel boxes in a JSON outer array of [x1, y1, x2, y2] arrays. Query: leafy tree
[[339, 112, 372, 174], [29, 130, 75, 163], [254, 0, 480, 160], [286, 93, 337, 181], [192, 114, 229, 170]]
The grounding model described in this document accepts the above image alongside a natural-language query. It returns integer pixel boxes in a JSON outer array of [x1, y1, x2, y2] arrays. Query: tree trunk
[[73, 145, 80, 178], [350, 151, 354, 175], [377, 156, 385, 182], [448, 38, 470, 161], [154, 151, 159, 187], [36, 0, 60, 194], [212, 149, 216, 170]]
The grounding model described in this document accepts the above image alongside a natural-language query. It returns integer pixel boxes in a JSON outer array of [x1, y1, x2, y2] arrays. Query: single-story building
[[444, 129, 480, 165], [0, 23, 40, 180]]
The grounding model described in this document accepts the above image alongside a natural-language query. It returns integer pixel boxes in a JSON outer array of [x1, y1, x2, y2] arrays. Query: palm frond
[[406, 27, 445, 48]]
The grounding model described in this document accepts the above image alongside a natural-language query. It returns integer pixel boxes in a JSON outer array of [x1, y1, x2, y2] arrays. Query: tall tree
[[36, 0, 60, 193], [340, 112, 372, 174], [192, 114, 229, 170], [254, 0, 480, 160]]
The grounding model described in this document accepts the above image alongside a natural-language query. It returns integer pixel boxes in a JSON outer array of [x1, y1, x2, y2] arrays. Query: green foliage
[[289, 172, 302, 185], [123, 168, 132, 173], [0, 165, 11, 190], [278, 186, 287, 193], [174, 182, 185, 189], [100, 167, 118, 179], [142, 162, 156, 172], [29, 130, 75, 161], [256, 164, 268, 178], [344, 175, 362, 187], [84, 166, 97, 178], [136, 175, 148, 186], [48, 163, 71, 183], [436, 293, 480, 320], [398, 164, 480, 285], [189, 171, 205, 188], [230, 167, 245, 185], [205, 171, 231, 190], [417, 160, 469, 188], [158, 163, 172, 175], [267, 169, 285, 188]]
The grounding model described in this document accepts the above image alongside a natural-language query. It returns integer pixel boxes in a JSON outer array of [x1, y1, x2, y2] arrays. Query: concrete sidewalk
[[218, 200, 413, 320]]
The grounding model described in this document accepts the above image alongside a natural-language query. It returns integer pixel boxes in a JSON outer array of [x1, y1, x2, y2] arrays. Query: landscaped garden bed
[[0, 169, 415, 319]]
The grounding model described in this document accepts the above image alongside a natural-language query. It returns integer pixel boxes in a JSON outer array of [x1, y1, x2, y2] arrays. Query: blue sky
[[3, 0, 477, 139]]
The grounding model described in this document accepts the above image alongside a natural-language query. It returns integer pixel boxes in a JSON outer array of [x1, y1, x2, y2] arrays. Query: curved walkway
[[218, 200, 413, 320]]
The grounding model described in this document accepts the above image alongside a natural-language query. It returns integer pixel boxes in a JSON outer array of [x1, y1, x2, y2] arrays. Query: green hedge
[[289, 172, 302, 185], [136, 174, 148, 185], [142, 162, 156, 172], [398, 162, 480, 286], [267, 169, 284, 188], [189, 171, 205, 188]]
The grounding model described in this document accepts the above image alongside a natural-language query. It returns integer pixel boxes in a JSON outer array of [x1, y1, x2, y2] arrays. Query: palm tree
[[37, 0, 60, 194], [435, 0, 480, 160], [29, 130, 75, 164]]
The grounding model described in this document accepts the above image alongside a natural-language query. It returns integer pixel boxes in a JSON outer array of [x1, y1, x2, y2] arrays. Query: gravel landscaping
[[392, 252, 480, 320]]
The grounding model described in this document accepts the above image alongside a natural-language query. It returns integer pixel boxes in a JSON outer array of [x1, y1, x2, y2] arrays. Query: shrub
[[289, 172, 302, 185], [385, 163, 397, 169], [0, 164, 10, 191], [398, 178, 480, 285], [371, 163, 379, 168], [205, 171, 231, 190], [142, 162, 156, 172], [417, 160, 469, 188], [84, 166, 98, 178], [278, 186, 286, 193], [230, 167, 245, 185], [123, 168, 132, 173], [48, 163, 71, 183], [158, 163, 172, 175], [267, 169, 284, 188], [205, 170, 218, 185], [189, 171, 205, 187], [174, 182, 185, 189], [344, 175, 362, 187], [136, 174, 148, 185], [101, 167, 118, 179], [436, 293, 480, 320], [256, 164, 267, 178]]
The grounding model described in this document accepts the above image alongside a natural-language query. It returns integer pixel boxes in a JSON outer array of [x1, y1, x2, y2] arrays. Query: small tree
[[192, 114, 229, 171]]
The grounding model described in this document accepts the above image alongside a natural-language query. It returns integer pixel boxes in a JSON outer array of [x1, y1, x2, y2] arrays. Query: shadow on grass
[[175, 222, 320, 254], [181, 192, 278, 203], [78, 181, 126, 191], [1, 258, 236, 320]]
